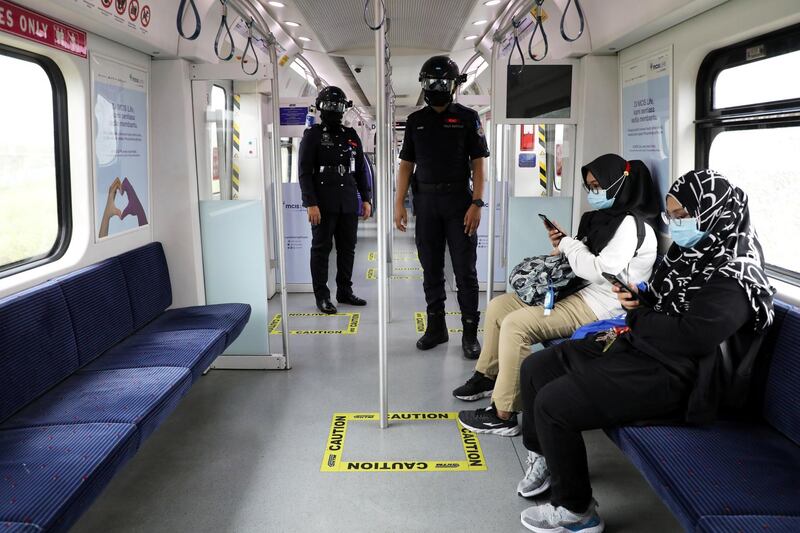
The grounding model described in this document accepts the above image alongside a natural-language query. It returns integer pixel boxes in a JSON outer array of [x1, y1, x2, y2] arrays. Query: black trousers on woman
[[520, 336, 692, 513]]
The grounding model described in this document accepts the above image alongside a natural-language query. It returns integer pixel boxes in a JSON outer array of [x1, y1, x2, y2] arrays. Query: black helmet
[[315, 86, 352, 113], [418, 56, 467, 93]]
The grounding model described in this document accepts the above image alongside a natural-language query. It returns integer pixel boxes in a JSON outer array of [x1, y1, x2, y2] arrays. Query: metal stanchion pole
[[486, 45, 499, 301]]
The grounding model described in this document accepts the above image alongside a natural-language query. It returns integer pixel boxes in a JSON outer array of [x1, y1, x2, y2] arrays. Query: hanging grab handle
[[241, 19, 259, 75], [177, 0, 202, 40], [508, 18, 526, 75], [363, 0, 386, 31], [560, 0, 585, 42], [528, 0, 548, 62], [214, 0, 235, 61]]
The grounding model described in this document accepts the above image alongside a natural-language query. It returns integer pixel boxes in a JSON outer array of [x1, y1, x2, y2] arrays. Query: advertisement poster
[[621, 47, 672, 211], [91, 54, 149, 240], [282, 183, 312, 285]]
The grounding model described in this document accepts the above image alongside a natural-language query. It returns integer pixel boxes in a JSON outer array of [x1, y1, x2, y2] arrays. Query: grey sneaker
[[517, 450, 551, 498], [520, 499, 604, 533]]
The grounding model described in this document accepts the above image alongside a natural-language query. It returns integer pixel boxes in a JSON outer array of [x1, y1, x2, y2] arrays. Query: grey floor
[[71, 235, 683, 533]]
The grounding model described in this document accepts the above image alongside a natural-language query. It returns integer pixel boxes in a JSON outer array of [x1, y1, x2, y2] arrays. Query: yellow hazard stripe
[[414, 311, 483, 334], [269, 313, 360, 335]]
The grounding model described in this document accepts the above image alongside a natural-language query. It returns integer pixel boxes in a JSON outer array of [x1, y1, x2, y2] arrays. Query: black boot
[[461, 315, 481, 360], [416, 311, 449, 350]]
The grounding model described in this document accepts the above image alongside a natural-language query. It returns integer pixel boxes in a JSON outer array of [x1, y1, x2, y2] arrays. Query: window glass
[[708, 126, 800, 273], [714, 49, 800, 108], [0, 53, 60, 271], [208, 85, 227, 197]]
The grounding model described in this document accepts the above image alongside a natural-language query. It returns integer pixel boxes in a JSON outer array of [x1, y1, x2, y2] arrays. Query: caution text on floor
[[321, 412, 487, 472], [269, 312, 360, 335], [414, 311, 484, 333]]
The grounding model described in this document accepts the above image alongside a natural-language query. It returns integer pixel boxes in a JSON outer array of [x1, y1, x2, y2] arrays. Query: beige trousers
[[474, 292, 597, 412]]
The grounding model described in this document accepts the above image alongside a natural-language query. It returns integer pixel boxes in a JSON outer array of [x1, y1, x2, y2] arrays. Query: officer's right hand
[[308, 206, 321, 226], [394, 204, 408, 232]]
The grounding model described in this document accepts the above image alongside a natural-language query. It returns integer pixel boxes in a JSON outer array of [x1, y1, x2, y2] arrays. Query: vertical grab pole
[[374, 0, 389, 428], [486, 45, 499, 301], [268, 41, 291, 367]]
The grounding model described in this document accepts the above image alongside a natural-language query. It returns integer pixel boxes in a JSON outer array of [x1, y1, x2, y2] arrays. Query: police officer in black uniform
[[394, 56, 489, 359], [299, 86, 372, 314]]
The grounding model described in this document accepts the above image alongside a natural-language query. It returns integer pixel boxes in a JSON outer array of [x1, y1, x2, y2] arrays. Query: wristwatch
[[472, 199, 486, 207]]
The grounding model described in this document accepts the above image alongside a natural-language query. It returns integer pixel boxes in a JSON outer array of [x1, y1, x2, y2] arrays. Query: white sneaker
[[520, 499, 604, 533], [517, 450, 551, 497]]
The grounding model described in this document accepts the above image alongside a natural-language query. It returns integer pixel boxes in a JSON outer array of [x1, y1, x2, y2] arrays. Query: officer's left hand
[[464, 205, 481, 236], [361, 202, 372, 221]]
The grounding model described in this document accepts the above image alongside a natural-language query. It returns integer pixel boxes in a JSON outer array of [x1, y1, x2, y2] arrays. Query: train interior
[[0, 0, 799, 531]]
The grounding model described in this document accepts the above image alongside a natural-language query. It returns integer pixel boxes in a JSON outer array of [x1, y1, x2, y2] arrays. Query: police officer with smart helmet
[[299, 86, 372, 314], [394, 56, 490, 359]]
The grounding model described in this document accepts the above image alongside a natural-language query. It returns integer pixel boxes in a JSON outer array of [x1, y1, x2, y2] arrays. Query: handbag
[[508, 254, 588, 306]]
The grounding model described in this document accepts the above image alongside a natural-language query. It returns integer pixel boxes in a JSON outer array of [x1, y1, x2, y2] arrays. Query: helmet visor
[[318, 100, 347, 113], [421, 78, 456, 92]]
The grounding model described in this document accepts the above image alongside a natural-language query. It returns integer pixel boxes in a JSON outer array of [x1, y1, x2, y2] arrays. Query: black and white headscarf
[[650, 170, 775, 332]]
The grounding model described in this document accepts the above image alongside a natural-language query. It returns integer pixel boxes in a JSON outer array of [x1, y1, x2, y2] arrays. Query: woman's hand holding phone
[[612, 283, 640, 310]]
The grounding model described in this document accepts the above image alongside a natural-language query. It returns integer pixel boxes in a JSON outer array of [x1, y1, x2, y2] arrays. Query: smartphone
[[538, 213, 563, 235], [601, 272, 639, 301]]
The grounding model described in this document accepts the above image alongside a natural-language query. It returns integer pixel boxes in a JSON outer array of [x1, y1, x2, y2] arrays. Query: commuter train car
[[1, 0, 799, 531]]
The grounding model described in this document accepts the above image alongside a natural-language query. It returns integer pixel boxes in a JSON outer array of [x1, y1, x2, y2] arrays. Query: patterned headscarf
[[650, 170, 775, 332]]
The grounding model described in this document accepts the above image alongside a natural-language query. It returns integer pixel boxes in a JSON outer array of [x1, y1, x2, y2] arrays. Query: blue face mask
[[586, 172, 627, 210], [669, 217, 707, 248]]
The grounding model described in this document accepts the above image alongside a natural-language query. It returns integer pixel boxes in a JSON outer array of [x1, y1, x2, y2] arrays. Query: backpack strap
[[631, 213, 646, 257]]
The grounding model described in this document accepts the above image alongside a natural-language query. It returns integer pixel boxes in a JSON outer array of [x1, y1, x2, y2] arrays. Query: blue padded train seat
[[82, 330, 227, 381], [0, 423, 138, 533], [608, 422, 800, 530], [118, 243, 172, 329], [0, 522, 42, 532], [695, 515, 800, 532], [0, 282, 79, 423], [0, 368, 191, 446], [763, 306, 800, 446], [57, 259, 135, 366], [140, 303, 251, 349]]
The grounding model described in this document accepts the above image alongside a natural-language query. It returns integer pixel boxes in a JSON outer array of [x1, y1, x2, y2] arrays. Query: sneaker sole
[[458, 418, 520, 437], [520, 516, 604, 533], [453, 390, 493, 401], [518, 476, 551, 498]]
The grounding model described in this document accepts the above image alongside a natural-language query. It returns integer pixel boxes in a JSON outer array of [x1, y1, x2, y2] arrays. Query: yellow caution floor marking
[[368, 250, 420, 262], [366, 268, 424, 281], [269, 312, 360, 335], [321, 412, 487, 472], [414, 311, 484, 334]]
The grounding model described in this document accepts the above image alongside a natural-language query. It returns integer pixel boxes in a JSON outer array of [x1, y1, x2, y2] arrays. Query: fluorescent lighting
[[484, 0, 501, 5], [465, 35, 478, 41], [268, 1, 285, 7], [285, 21, 301, 27], [473, 19, 487, 25], [298, 36, 312, 42]]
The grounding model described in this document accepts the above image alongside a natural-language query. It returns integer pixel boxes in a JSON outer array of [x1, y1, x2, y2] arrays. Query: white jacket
[[557, 215, 658, 320]]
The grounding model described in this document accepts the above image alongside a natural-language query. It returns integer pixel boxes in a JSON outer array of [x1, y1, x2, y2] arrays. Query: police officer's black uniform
[[399, 56, 490, 358], [299, 87, 371, 314]]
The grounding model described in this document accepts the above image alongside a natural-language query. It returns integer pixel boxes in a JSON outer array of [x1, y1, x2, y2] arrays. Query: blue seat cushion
[[0, 282, 79, 423], [119, 243, 172, 329], [0, 368, 191, 446], [57, 259, 135, 366], [763, 306, 800, 445], [607, 421, 800, 531], [0, 423, 138, 533], [81, 329, 226, 381], [0, 522, 42, 532], [695, 515, 800, 532], [139, 304, 251, 348]]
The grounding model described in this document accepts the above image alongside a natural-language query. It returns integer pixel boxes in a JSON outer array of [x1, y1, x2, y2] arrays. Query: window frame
[[696, 23, 800, 285], [0, 43, 72, 279]]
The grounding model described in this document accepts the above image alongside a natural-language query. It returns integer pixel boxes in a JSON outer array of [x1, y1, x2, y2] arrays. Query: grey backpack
[[508, 254, 587, 306]]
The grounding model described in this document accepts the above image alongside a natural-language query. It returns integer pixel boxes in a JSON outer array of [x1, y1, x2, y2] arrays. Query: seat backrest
[[118, 242, 172, 329], [763, 304, 800, 445], [57, 258, 135, 366], [0, 282, 79, 422]]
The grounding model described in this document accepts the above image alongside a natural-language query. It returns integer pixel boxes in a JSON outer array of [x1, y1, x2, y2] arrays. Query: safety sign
[[321, 412, 487, 472], [366, 268, 423, 281], [269, 312, 360, 335], [414, 312, 484, 334]]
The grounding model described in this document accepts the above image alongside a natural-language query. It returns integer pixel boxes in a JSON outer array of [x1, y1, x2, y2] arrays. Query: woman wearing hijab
[[456, 154, 660, 437], [515, 170, 775, 533]]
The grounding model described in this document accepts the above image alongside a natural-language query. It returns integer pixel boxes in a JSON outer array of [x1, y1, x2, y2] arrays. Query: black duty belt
[[415, 181, 470, 193], [319, 164, 349, 176]]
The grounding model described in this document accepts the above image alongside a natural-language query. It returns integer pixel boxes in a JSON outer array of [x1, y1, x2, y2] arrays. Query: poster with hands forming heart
[[91, 54, 150, 240]]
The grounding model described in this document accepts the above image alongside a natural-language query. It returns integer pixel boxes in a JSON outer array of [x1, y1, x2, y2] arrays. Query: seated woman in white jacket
[[455, 154, 660, 437]]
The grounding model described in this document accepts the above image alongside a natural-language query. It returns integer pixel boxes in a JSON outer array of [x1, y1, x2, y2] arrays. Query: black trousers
[[519, 337, 691, 513], [414, 189, 479, 319], [310, 212, 358, 301]]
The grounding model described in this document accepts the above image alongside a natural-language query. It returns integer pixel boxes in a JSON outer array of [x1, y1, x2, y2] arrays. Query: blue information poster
[[91, 54, 149, 240], [621, 47, 672, 212]]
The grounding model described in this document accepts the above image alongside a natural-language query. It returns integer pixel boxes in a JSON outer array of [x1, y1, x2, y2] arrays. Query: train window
[[697, 24, 800, 282], [0, 45, 70, 278], [209, 85, 227, 197]]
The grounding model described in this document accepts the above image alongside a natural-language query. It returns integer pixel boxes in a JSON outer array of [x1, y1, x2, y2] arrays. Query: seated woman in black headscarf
[[455, 154, 661, 437], [515, 170, 775, 533]]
